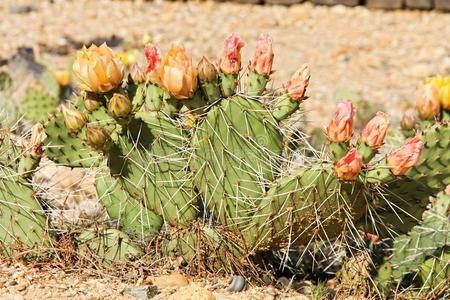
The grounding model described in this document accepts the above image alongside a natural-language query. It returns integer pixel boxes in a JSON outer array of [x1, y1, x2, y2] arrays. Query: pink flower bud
[[285, 64, 310, 102], [334, 148, 363, 181], [250, 34, 274, 76], [445, 184, 450, 195], [219, 33, 245, 75], [387, 136, 423, 176], [416, 83, 441, 120], [129, 63, 145, 84], [144, 43, 162, 83], [326, 100, 355, 143], [361, 112, 389, 149]]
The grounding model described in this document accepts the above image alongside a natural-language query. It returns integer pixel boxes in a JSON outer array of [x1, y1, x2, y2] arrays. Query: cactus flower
[[416, 83, 441, 120], [250, 34, 274, 76], [61, 105, 87, 134], [53, 70, 71, 87], [129, 63, 145, 84], [72, 43, 124, 93], [400, 109, 417, 131], [426, 75, 450, 110], [326, 100, 355, 143], [334, 148, 363, 181], [86, 125, 109, 149], [387, 136, 423, 176], [144, 43, 162, 82], [285, 64, 310, 102], [108, 93, 132, 119], [154, 47, 198, 99], [197, 57, 218, 82], [219, 33, 245, 75], [361, 112, 389, 149]]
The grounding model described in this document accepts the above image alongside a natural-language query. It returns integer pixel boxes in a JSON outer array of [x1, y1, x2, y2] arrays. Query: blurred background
[[1, 0, 449, 128]]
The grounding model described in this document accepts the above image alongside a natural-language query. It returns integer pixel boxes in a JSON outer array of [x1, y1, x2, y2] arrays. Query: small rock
[[146, 273, 189, 289], [16, 283, 28, 292], [167, 286, 215, 300], [7, 280, 18, 287], [227, 275, 246, 292], [122, 285, 158, 300], [8, 4, 35, 14]]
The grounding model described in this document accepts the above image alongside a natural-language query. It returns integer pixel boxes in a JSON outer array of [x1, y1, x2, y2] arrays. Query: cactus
[[0, 36, 448, 286], [75, 228, 142, 264], [19, 88, 59, 123], [376, 190, 449, 295], [0, 166, 52, 256]]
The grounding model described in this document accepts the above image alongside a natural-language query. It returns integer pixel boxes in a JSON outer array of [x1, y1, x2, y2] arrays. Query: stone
[[405, 0, 433, 9], [366, 0, 403, 9]]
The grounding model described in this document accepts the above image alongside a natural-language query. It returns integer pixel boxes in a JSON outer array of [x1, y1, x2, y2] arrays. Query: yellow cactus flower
[[154, 47, 198, 99], [72, 43, 124, 93]]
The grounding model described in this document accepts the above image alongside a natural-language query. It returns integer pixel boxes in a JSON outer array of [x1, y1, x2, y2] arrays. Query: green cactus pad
[[406, 123, 450, 191], [76, 228, 142, 264], [162, 224, 247, 275], [190, 96, 283, 230], [251, 165, 366, 249], [96, 170, 163, 241], [379, 191, 449, 290], [0, 167, 52, 256], [19, 89, 58, 122], [108, 113, 198, 227], [44, 113, 103, 168]]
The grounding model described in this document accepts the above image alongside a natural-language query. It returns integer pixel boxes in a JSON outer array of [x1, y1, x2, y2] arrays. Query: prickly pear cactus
[[20, 88, 58, 122], [376, 189, 450, 295], [0, 167, 52, 256], [1, 35, 448, 282]]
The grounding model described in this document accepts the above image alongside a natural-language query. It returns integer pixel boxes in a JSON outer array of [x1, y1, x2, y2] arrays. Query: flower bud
[[326, 100, 355, 143], [219, 33, 245, 75], [72, 43, 124, 93], [400, 109, 417, 131], [107, 93, 132, 119], [154, 47, 198, 99], [416, 83, 440, 120], [86, 125, 109, 149], [27, 123, 46, 158], [334, 148, 363, 181], [250, 34, 274, 76], [387, 136, 423, 176], [84, 92, 103, 112], [144, 43, 162, 83], [61, 105, 87, 134], [129, 63, 145, 84], [197, 57, 218, 82], [426, 75, 450, 110], [285, 64, 310, 102], [361, 112, 389, 149], [445, 184, 450, 195]]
